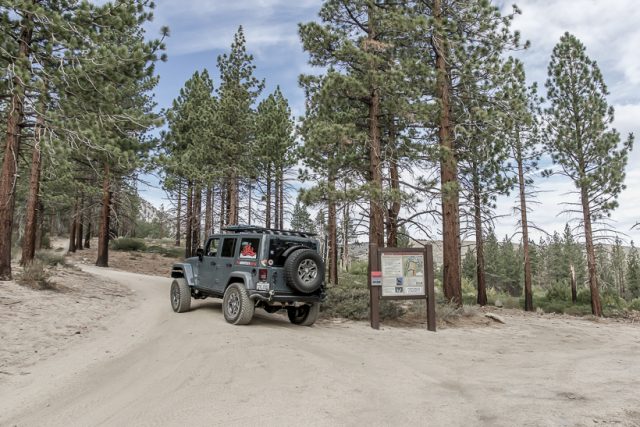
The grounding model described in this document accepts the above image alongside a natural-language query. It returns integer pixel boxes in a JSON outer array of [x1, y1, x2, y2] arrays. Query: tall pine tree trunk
[[516, 138, 534, 311], [84, 219, 91, 249], [68, 198, 78, 253], [387, 136, 400, 247], [191, 186, 201, 254], [175, 181, 182, 247], [279, 168, 284, 229], [265, 165, 272, 228], [0, 14, 33, 279], [219, 181, 226, 229], [367, 7, 384, 249], [205, 185, 212, 236], [75, 195, 83, 251], [342, 203, 350, 272], [434, 0, 461, 304], [20, 100, 45, 265], [472, 166, 487, 306], [248, 179, 252, 225], [570, 264, 577, 303], [185, 180, 193, 258], [581, 187, 602, 316], [328, 175, 338, 285], [96, 164, 111, 267], [274, 172, 280, 229], [227, 175, 238, 225]]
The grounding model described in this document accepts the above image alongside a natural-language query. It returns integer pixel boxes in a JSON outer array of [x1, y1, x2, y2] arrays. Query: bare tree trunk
[[219, 181, 226, 229], [434, 0, 461, 304], [20, 100, 45, 265], [68, 198, 77, 254], [185, 181, 193, 258], [328, 175, 338, 285], [0, 14, 33, 279], [175, 181, 182, 246], [570, 264, 577, 304], [205, 185, 212, 236], [265, 165, 272, 228], [226, 176, 238, 226], [191, 186, 201, 254], [84, 219, 91, 249], [581, 188, 602, 316], [75, 195, 83, 251], [387, 134, 400, 247], [342, 203, 350, 272], [248, 179, 252, 225], [279, 168, 284, 229], [472, 167, 487, 306], [516, 137, 534, 311], [367, 7, 384, 249], [274, 173, 280, 229], [96, 164, 111, 267]]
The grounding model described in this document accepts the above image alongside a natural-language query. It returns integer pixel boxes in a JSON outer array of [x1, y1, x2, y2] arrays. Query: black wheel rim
[[171, 283, 180, 310], [297, 259, 318, 284], [227, 289, 240, 318]]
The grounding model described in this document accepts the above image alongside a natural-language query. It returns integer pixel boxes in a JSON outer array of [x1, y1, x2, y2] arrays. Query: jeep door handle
[[226, 263, 232, 268], [210, 261, 216, 266]]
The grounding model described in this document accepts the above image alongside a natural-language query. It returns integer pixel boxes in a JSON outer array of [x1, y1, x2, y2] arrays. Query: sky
[[140, 0, 640, 244]]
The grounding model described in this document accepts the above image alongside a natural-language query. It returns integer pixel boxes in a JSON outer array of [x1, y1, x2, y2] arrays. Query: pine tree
[[610, 237, 627, 298], [545, 33, 634, 316], [214, 26, 264, 226], [290, 196, 316, 234], [500, 58, 543, 311]]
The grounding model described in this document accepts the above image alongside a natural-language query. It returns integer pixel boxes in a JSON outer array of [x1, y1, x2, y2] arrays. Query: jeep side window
[[220, 238, 237, 258], [239, 238, 260, 259], [206, 238, 220, 257]]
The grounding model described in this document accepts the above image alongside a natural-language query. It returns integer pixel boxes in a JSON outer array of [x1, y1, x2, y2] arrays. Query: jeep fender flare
[[282, 245, 307, 259], [171, 263, 196, 287], [227, 271, 254, 290]]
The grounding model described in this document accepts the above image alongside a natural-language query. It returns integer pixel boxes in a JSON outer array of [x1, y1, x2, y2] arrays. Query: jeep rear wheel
[[287, 303, 320, 326], [283, 249, 324, 293], [170, 278, 191, 313], [223, 283, 255, 325]]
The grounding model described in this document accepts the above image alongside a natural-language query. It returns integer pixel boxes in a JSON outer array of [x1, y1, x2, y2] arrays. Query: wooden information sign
[[369, 244, 436, 332]]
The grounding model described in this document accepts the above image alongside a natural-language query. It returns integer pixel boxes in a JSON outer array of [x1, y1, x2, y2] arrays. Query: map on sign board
[[380, 253, 425, 297]]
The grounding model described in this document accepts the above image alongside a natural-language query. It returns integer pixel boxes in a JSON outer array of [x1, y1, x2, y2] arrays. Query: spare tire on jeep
[[283, 248, 324, 293]]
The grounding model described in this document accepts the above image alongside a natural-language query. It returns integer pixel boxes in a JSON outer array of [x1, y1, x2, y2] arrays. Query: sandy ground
[[1, 266, 639, 427], [0, 267, 133, 375]]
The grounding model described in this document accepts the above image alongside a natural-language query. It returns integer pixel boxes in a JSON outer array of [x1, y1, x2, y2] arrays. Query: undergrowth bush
[[145, 245, 183, 258], [35, 250, 67, 267], [628, 298, 640, 312], [17, 260, 54, 290], [111, 238, 147, 252], [322, 275, 405, 320]]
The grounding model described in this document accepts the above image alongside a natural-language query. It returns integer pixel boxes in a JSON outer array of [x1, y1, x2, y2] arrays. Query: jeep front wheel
[[170, 278, 191, 313], [223, 283, 255, 325], [284, 249, 324, 293], [287, 303, 320, 326]]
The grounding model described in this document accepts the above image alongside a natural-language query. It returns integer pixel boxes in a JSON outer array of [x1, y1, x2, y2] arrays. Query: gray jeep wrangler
[[169, 225, 325, 326]]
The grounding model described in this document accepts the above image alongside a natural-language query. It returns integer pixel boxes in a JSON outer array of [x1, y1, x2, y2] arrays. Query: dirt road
[[1, 267, 639, 427]]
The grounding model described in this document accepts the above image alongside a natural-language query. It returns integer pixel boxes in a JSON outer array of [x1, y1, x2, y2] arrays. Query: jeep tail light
[[259, 269, 268, 281]]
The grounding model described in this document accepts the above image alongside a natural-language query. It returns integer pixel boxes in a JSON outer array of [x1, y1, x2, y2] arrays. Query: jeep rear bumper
[[248, 290, 324, 303]]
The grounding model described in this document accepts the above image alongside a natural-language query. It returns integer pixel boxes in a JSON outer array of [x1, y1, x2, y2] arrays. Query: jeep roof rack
[[222, 225, 317, 238]]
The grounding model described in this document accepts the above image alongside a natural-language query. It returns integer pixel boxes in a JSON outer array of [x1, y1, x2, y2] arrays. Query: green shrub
[[321, 280, 405, 321], [17, 260, 53, 290], [35, 250, 67, 267], [349, 260, 368, 276], [576, 288, 591, 305], [545, 281, 571, 302], [111, 238, 147, 252], [563, 305, 593, 316], [628, 298, 640, 312], [145, 245, 183, 258]]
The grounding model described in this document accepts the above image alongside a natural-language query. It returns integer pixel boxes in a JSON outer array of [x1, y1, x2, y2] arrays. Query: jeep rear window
[[220, 238, 237, 258], [268, 239, 318, 267]]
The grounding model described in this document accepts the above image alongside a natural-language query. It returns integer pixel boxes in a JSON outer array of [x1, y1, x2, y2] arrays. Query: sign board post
[[369, 245, 436, 332]]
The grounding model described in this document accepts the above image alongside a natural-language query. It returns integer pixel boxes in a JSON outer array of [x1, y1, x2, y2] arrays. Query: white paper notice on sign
[[380, 252, 426, 297]]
